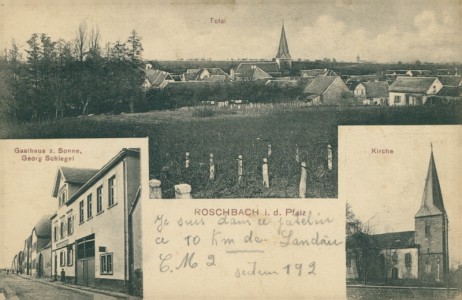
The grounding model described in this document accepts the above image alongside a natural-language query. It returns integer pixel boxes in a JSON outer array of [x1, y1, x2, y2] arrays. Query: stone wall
[[347, 285, 459, 299]]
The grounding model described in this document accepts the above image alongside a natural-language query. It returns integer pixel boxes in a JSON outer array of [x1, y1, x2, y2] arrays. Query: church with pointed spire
[[275, 22, 292, 71], [231, 23, 293, 81], [414, 146, 449, 284], [346, 147, 450, 286]]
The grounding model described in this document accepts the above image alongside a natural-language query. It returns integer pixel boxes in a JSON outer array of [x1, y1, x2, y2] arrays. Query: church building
[[232, 23, 292, 80], [275, 23, 292, 71], [346, 148, 449, 286]]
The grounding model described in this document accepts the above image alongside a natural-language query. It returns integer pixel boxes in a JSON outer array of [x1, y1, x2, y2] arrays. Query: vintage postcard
[[1, 0, 461, 299]]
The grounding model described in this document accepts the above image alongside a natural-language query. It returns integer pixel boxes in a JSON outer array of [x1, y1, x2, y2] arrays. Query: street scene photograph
[[0, 139, 147, 299]]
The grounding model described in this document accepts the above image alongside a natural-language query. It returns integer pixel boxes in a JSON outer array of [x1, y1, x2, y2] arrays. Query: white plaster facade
[[50, 149, 141, 293], [380, 248, 419, 280], [389, 78, 443, 106]]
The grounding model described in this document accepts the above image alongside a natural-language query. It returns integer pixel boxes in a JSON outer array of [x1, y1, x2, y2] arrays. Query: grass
[[1, 103, 461, 198]]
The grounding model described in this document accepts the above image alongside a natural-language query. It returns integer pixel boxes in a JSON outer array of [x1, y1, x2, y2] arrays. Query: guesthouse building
[[50, 148, 142, 295]]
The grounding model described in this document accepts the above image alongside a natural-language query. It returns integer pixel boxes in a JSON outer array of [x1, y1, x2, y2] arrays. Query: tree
[[125, 31, 145, 112], [3, 39, 24, 120], [2, 23, 149, 120], [25, 33, 43, 120], [127, 30, 143, 64], [52, 39, 73, 119], [75, 22, 87, 62], [87, 26, 101, 61], [346, 203, 377, 284], [39, 34, 58, 117], [346, 203, 375, 236], [88, 27, 101, 56]]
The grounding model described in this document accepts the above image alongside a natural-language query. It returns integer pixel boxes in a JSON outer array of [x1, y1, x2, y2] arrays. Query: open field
[[1, 104, 461, 198]]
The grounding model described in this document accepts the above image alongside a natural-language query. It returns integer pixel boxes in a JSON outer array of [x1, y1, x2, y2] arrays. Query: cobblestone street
[[0, 273, 132, 300]]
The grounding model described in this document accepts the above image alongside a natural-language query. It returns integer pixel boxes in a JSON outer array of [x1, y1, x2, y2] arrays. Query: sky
[[0, 0, 461, 63], [0, 138, 147, 269], [340, 125, 462, 268]]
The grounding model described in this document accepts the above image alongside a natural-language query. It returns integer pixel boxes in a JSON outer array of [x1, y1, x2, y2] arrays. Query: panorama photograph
[[0, 0, 461, 200]]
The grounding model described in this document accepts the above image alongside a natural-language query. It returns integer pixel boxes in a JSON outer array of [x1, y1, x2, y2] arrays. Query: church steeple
[[276, 22, 291, 59], [275, 22, 292, 72], [414, 145, 449, 284], [415, 146, 446, 218]]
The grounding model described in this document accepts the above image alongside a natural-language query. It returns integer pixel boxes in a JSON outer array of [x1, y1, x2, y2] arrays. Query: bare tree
[[88, 26, 101, 60], [75, 22, 87, 62]]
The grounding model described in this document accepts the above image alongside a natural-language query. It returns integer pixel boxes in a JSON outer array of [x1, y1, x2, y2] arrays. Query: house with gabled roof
[[344, 74, 380, 83], [347, 149, 449, 286], [437, 75, 461, 87], [386, 70, 409, 83], [300, 69, 337, 78], [22, 235, 32, 275], [142, 69, 175, 90], [265, 79, 299, 88], [388, 77, 443, 106], [354, 81, 389, 105], [30, 214, 53, 278], [426, 85, 462, 104], [232, 62, 279, 80], [50, 148, 142, 296], [435, 68, 458, 76], [303, 75, 350, 105], [181, 68, 231, 82], [232, 64, 273, 82], [406, 70, 432, 77], [181, 72, 199, 82]]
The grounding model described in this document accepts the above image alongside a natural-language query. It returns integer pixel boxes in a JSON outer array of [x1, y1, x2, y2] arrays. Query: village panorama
[[1, 23, 461, 121], [1, 22, 461, 200]]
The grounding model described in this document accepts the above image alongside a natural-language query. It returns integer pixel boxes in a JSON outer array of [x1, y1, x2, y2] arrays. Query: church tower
[[275, 23, 292, 72], [414, 147, 449, 285]]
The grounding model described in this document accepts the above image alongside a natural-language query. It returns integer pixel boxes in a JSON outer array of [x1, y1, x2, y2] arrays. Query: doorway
[[37, 254, 43, 278]]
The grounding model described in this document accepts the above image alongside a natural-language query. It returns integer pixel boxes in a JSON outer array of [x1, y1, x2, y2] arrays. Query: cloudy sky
[[340, 126, 462, 267], [1, 0, 461, 63]]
